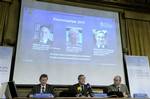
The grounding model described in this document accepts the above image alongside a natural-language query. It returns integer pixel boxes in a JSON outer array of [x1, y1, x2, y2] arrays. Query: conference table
[[14, 97, 149, 99]]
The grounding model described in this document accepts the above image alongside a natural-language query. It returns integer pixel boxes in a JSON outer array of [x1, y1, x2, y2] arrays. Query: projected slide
[[14, 0, 124, 85], [22, 9, 117, 64]]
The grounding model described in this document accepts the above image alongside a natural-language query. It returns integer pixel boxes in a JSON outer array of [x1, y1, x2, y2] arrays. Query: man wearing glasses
[[107, 75, 130, 97]]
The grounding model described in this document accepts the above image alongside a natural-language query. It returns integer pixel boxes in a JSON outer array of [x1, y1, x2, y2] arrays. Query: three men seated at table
[[28, 74, 130, 98]]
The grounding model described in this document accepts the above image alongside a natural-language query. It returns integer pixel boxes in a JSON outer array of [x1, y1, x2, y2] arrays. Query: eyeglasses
[[114, 79, 121, 81]]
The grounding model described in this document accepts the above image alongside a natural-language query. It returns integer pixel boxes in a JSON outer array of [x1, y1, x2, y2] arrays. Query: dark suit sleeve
[[88, 87, 94, 97], [47, 85, 56, 97], [69, 84, 78, 97], [85, 85, 94, 97], [27, 85, 38, 97], [30, 86, 36, 95]]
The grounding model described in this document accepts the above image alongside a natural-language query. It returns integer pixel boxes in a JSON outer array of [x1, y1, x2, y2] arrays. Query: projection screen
[[13, 0, 125, 85]]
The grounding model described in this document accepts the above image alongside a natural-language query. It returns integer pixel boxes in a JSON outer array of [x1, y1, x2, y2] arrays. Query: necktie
[[42, 86, 45, 93], [117, 87, 120, 92], [82, 85, 84, 91]]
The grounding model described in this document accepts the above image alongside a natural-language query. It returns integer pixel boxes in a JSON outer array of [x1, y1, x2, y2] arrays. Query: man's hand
[[123, 92, 128, 97]]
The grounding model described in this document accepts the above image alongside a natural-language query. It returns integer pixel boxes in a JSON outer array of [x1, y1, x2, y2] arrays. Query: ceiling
[[64, 0, 150, 12], [73, 0, 150, 5]]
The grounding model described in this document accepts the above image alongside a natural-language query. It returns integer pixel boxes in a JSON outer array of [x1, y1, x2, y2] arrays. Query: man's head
[[113, 75, 121, 86], [93, 29, 107, 48], [78, 74, 86, 85], [68, 28, 78, 46], [39, 25, 52, 44], [40, 26, 50, 35], [39, 74, 48, 86]]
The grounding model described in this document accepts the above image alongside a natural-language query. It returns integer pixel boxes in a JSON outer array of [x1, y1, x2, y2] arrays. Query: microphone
[[86, 83, 94, 97], [86, 83, 91, 89]]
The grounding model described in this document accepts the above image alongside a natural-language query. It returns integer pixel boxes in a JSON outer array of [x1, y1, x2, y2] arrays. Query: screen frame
[[11, 0, 126, 87]]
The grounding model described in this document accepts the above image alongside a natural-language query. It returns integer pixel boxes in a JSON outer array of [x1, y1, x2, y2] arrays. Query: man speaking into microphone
[[71, 74, 93, 97]]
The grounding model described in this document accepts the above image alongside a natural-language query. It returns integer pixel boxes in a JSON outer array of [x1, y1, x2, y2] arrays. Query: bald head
[[113, 75, 121, 86]]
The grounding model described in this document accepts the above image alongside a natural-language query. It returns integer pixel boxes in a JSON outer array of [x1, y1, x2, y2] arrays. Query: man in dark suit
[[28, 74, 55, 97], [71, 74, 93, 97]]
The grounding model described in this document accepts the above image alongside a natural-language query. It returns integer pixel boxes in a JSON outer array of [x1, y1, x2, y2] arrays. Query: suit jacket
[[29, 84, 55, 96], [71, 83, 93, 97]]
